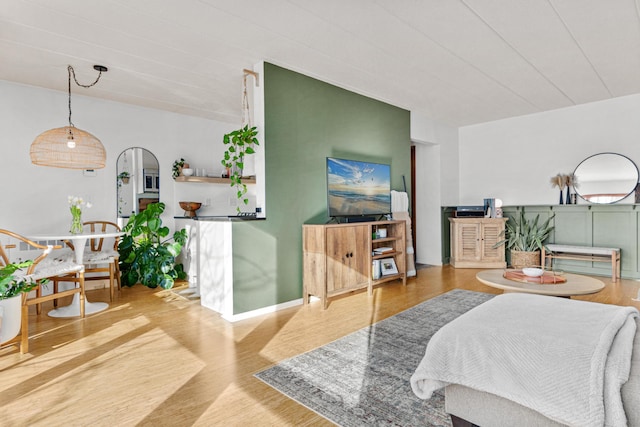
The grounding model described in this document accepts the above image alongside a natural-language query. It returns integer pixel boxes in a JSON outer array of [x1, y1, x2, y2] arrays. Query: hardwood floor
[[2, 266, 639, 426]]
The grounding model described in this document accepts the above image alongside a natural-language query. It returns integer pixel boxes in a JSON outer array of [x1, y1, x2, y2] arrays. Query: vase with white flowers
[[68, 195, 92, 234]]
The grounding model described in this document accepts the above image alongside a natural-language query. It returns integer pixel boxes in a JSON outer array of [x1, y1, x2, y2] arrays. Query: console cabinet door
[[480, 222, 503, 262], [326, 225, 369, 292], [455, 222, 481, 262]]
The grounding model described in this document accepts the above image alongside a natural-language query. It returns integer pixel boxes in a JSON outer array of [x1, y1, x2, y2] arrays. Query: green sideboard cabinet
[[442, 204, 640, 280]]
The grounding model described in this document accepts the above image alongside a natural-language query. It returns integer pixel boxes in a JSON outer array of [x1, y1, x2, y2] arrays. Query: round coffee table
[[476, 269, 605, 297]]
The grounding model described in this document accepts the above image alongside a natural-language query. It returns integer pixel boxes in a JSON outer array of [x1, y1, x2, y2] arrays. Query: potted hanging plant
[[494, 209, 555, 269], [118, 202, 187, 289], [118, 171, 130, 184], [221, 125, 259, 213], [0, 260, 40, 344]]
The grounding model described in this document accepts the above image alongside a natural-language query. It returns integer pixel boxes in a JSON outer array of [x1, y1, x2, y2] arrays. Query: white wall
[[411, 113, 459, 265], [459, 94, 640, 206], [0, 80, 251, 237]]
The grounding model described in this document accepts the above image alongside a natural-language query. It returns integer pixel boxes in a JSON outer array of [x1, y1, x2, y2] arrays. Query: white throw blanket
[[410, 293, 639, 427], [391, 190, 416, 277]]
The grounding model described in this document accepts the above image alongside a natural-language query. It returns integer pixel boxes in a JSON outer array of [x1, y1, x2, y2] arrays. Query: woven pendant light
[[30, 65, 108, 169]]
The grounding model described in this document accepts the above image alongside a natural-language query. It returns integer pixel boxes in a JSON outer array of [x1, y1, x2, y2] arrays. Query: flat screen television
[[326, 157, 391, 219]]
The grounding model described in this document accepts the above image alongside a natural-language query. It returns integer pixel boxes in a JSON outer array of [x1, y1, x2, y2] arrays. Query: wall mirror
[[573, 153, 639, 204], [117, 148, 159, 217]]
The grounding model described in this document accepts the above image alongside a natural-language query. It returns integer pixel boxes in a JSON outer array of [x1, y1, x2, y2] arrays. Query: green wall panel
[[456, 204, 640, 279], [232, 63, 411, 314]]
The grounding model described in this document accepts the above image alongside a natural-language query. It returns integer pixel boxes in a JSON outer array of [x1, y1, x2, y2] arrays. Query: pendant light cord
[[67, 65, 105, 128]]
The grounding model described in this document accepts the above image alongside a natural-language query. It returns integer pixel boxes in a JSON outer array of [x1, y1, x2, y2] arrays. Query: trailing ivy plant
[[118, 202, 187, 289], [0, 260, 40, 300], [221, 125, 259, 213]]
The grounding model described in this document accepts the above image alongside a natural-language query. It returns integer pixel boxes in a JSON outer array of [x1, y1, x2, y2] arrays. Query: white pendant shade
[[30, 125, 106, 169]]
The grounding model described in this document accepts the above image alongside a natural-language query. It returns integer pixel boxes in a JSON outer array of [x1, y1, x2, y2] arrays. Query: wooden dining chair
[[0, 229, 85, 353], [54, 221, 121, 302]]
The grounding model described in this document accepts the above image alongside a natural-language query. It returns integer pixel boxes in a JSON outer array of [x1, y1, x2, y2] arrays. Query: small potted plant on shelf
[[493, 209, 555, 269], [221, 125, 259, 212], [172, 158, 190, 179], [0, 260, 40, 344]]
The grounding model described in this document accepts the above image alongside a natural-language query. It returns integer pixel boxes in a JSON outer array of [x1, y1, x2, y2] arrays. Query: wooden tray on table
[[503, 269, 567, 284]]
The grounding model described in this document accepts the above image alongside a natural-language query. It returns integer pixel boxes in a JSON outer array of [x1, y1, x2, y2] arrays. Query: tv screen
[[326, 157, 391, 218]]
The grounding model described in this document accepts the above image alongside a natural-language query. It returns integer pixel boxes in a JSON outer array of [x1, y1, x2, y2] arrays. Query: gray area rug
[[255, 289, 494, 426]]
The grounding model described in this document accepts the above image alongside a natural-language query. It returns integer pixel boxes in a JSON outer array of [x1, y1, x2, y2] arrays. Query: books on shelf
[[373, 247, 393, 254]]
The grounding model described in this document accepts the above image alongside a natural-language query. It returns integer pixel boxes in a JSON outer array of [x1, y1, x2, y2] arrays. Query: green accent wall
[[232, 63, 411, 314]]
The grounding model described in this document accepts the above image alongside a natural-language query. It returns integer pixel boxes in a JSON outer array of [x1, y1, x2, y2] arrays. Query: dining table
[[28, 230, 124, 318]]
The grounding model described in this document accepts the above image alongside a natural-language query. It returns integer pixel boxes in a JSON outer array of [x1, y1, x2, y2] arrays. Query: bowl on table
[[181, 168, 194, 176], [179, 201, 202, 217], [522, 267, 544, 277]]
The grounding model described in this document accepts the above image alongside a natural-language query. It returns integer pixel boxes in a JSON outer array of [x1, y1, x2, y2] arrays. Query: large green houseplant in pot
[[118, 202, 187, 289], [494, 210, 555, 268], [0, 260, 39, 344]]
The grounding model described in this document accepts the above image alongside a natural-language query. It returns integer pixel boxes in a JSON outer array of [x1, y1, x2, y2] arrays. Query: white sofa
[[444, 317, 640, 427]]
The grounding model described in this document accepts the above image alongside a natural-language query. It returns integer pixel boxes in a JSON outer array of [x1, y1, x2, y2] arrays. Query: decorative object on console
[[179, 201, 202, 218], [495, 199, 503, 218], [380, 258, 398, 276], [550, 173, 565, 204], [494, 209, 554, 269], [483, 198, 496, 217], [181, 168, 193, 176], [221, 69, 260, 213], [564, 173, 576, 204], [30, 65, 108, 170]]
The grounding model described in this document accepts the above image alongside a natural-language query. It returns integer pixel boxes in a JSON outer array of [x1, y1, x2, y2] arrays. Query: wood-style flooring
[[2, 266, 639, 426]]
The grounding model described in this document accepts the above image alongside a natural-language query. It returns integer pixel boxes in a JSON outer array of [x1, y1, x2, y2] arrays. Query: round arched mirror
[[117, 148, 159, 217], [573, 153, 639, 204]]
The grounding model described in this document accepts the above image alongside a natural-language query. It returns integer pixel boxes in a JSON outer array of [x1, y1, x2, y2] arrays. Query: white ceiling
[[3, 0, 640, 127]]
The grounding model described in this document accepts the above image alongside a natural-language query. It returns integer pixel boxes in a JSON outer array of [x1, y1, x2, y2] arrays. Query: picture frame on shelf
[[380, 258, 398, 276]]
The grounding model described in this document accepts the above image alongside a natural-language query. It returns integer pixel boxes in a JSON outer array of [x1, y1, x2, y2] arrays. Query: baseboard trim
[[221, 298, 303, 322]]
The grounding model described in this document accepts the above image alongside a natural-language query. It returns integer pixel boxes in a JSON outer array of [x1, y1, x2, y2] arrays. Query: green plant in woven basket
[[494, 209, 555, 252]]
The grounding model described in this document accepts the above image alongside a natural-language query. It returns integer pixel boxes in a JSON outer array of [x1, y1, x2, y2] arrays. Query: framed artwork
[[380, 258, 398, 276]]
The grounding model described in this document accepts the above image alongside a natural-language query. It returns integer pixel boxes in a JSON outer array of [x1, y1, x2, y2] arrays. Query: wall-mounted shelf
[[175, 176, 256, 184]]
